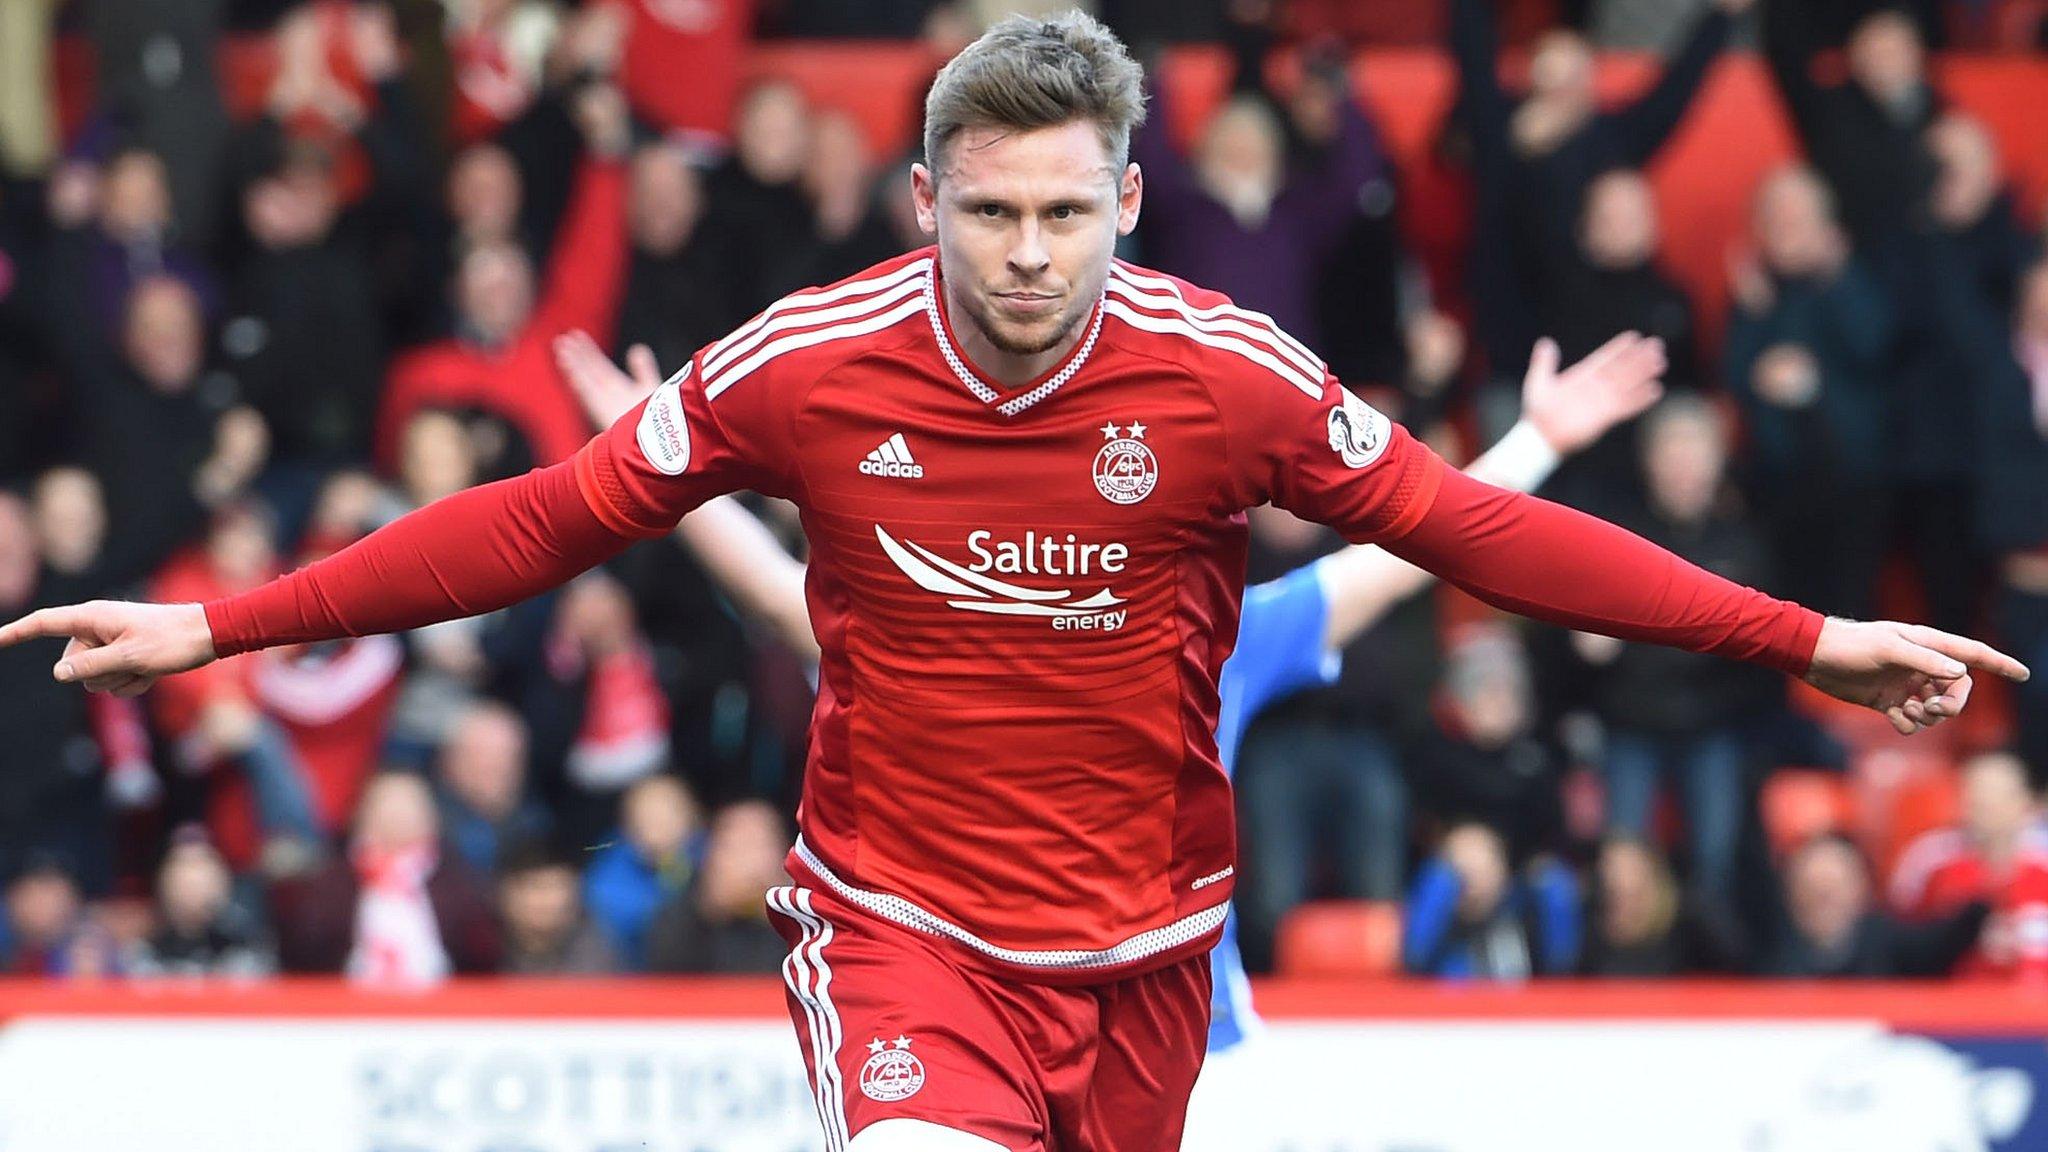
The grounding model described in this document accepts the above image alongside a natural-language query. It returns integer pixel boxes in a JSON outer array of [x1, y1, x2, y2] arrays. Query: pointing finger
[[0, 605, 86, 648], [1885, 634, 1971, 683], [1899, 625, 2030, 683]]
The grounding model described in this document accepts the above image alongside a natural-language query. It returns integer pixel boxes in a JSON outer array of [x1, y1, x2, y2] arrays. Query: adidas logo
[[860, 433, 925, 479]]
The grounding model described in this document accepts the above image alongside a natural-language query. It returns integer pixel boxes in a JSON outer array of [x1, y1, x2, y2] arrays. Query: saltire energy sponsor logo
[[875, 525, 1131, 632]]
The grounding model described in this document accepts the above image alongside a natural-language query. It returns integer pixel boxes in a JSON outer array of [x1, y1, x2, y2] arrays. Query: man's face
[[1755, 173, 1838, 277], [1848, 12, 1925, 104], [628, 144, 703, 256], [913, 119, 1140, 359], [1581, 171, 1657, 270], [1530, 31, 1596, 109], [447, 144, 522, 241], [123, 278, 205, 392], [501, 865, 579, 942], [456, 244, 535, 345], [1788, 841, 1869, 945], [1961, 753, 2036, 848], [441, 709, 527, 820]]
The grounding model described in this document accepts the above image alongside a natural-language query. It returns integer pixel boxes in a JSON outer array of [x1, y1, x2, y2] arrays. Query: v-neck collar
[[923, 261, 1105, 418]]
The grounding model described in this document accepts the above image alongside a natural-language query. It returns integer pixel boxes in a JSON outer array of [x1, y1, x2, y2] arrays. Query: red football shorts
[[765, 883, 1212, 1151]]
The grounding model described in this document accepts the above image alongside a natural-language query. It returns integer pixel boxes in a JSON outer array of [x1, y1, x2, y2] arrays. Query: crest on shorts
[[1326, 390, 1390, 470], [860, 1036, 927, 1102], [1093, 420, 1158, 505]]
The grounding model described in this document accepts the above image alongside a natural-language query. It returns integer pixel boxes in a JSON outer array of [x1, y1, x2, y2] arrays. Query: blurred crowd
[[1, 0, 2047, 986]]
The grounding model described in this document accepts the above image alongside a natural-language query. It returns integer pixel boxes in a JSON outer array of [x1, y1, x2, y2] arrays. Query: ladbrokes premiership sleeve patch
[[636, 366, 693, 475], [1326, 388, 1391, 470]]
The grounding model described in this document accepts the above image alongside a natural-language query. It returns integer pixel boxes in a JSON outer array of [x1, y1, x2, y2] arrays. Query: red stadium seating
[[1760, 768, 1857, 858], [1275, 899, 1404, 978]]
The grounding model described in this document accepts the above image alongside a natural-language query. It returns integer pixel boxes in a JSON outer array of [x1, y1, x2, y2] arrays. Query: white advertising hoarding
[[0, 1015, 2037, 1152]]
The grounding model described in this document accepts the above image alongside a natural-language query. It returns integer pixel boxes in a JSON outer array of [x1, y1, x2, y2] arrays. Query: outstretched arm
[[1383, 471, 2027, 734], [1317, 332, 1666, 649], [555, 331, 818, 660], [0, 459, 636, 695]]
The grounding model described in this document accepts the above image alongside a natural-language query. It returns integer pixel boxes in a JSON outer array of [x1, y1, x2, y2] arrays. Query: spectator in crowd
[[526, 570, 672, 847], [1402, 821, 1580, 980], [1761, 1, 1939, 261], [0, 854, 101, 976], [704, 79, 816, 314], [376, 79, 630, 470], [1538, 169, 1702, 508], [1451, 0, 1746, 375], [614, 139, 743, 373], [1985, 260, 2048, 780], [1765, 832, 1988, 978], [435, 700, 551, 874], [1410, 628, 1565, 865], [1131, 10, 1387, 353], [1233, 513, 1413, 952], [40, 146, 216, 339], [585, 773, 700, 970], [40, 268, 270, 585], [1888, 750, 2048, 979], [1725, 164, 1893, 621], [1579, 836, 1749, 976], [129, 827, 275, 979], [148, 501, 329, 874], [496, 835, 618, 974], [379, 411, 555, 764], [0, 493, 115, 891], [272, 771, 501, 984], [646, 799, 791, 973], [81, 0, 231, 253], [1577, 396, 1780, 904], [217, 6, 429, 520], [1879, 113, 2038, 635], [801, 110, 907, 288]]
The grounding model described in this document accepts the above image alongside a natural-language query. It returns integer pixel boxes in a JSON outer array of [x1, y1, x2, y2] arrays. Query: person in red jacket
[[1889, 749, 2048, 980], [374, 81, 631, 469]]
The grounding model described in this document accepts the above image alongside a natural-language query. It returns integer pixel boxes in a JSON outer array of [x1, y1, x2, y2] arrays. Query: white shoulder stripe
[[706, 257, 933, 368], [704, 274, 927, 382], [1110, 263, 1323, 370], [1102, 299, 1324, 398], [704, 294, 927, 400], [1104, 277, 1325, 383]]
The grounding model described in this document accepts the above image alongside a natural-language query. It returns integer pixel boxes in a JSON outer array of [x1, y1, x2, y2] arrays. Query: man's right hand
[[0, 601, 217, 696]]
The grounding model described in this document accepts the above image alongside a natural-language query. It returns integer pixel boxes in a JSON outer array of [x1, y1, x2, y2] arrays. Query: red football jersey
[[577, 248, 1443, 978], [1890, 826, 2048, 979]]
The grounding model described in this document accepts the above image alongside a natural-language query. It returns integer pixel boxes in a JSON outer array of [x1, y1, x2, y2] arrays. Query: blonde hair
[[922, 10, 1146, 180]]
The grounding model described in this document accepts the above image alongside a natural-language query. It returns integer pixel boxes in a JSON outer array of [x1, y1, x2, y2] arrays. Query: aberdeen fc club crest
[[860, 1035, 927, 1102], [1093, 420, 1159, 505]]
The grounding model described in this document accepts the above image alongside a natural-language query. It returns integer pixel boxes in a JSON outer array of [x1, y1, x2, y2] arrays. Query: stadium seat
[[1856, 754, 1963, 880], [1760, 768, 1856, 858], [1275, 900, 1403, 978]]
